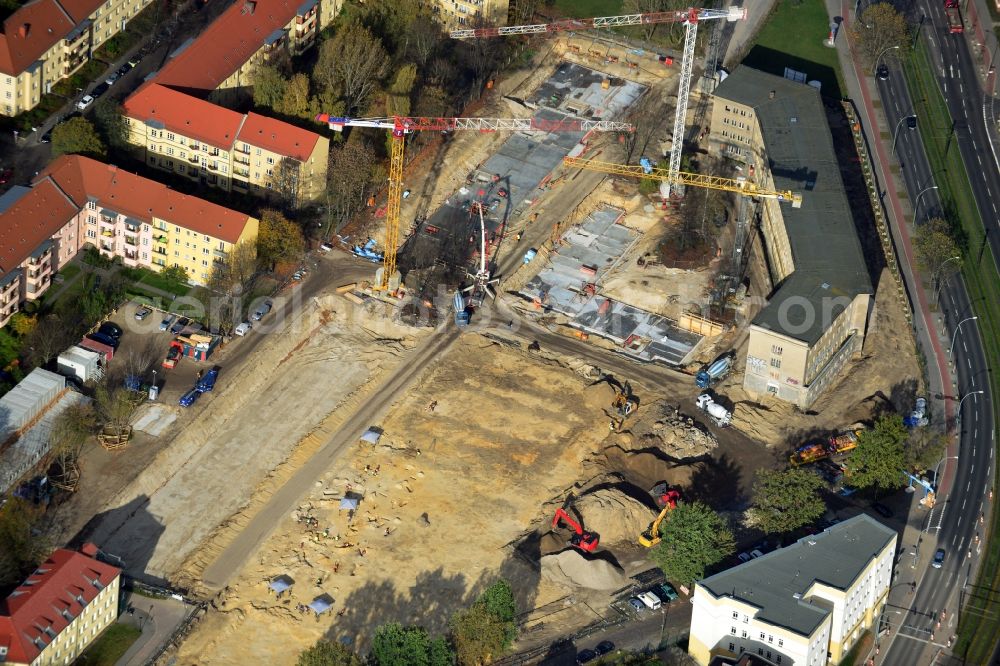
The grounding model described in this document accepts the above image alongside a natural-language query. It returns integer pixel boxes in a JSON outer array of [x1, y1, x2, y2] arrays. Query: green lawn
[[905, 37, 1000, 665], [743, 0, 845, 99], [76, 624, 142, 666], [120, 266, 191, 297], [552, 0, 622, 18], [58, 263, 82, 282]]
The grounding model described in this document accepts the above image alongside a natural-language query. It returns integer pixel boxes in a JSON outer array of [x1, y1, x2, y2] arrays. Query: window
[[771, 345, 783, 355], [770, 358, 781, 369], [776, 656, 782, 664], [758, 648, 763, 656], [87, 230, 96, 239], [729, 643, 735, 652], [760, 633, 765, 640], [778, 639, 784, 647], [768, 635, 773, 644], [741, 631, 747, 638], [87, 201, 97, 210], [731, 627, 737, 635], [167, 132, 175, 140], [267, 156, 274, 165]]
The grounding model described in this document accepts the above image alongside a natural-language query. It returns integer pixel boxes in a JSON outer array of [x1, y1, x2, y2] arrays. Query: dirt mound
[[616, 403, 717, 460], [575, 488, 655, 545], [540, 549, 627, 591]]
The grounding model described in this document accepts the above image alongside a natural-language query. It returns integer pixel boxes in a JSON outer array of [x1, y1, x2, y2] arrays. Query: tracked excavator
[[552, 497, 600, 553], [639, 488, 681, 547], [597, 376, 637, 432]]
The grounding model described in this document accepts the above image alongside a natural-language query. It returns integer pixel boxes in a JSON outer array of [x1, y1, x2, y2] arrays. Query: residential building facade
[[0, 543, 121, 666], [431, 0, 510, 29], [123, 83, 329, 204], [40, 154, 260, 284], [709, 67, 872, 408], [0, 0, 154, 116], [688, 515, 897, 666]]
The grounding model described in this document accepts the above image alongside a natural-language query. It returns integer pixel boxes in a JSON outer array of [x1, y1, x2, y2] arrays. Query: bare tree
[[273, 157, 302, 209], [25, 313, 78, 368], [428, 57, 458, 88], [93, 378, 144, 449], [49, 402, 97, 492], [327, 140, 383, 232], [408, 15, 442, 68], [622, 91, 668, 165], [314, 22, 390, 114], [120, 337, 162, 382]]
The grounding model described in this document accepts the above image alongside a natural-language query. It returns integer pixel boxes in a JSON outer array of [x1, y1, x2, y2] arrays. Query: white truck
[[696, 393, 731, 427]]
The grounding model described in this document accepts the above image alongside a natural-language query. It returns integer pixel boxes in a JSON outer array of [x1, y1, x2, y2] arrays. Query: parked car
[[932, 548, 946, 569], [98, 321, 123, 341], [594, 641, 615, 656], [76, 95, 94, 111], [104, 71, 120, 86], [637, 592, 661, 610], [135, 306, 152, 321], [627, 598, 644, 612], [86, 331, 118, 349], [179, 388, 201, 407], [196, 368, 219, 392], [877, 64, 889, 80], [251, 301, 272, 321], [750, 549, 765, 560], [171, 316, 190, 334], [575, 649, 597, 664], [0, 168, 12, 184], [117, 63, 132, 77], [40, 128, 52, 143], [163, 346, 181, 368], [92, 82, 110, 98], [319, 242, 333, 252], [654, 583, 679, 602], [234, 321, 251, 336], [159, 314, 175, 331], [872, 502, 894, 519], [738, 552, 752, 563]]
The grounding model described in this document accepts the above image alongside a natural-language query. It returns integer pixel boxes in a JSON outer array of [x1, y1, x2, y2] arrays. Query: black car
[[576, 649, 597, 664], [877, 64, 889, 80], [92, 82, 110, 98], [872, 502, 894, 519], [40, 128, 52, 143], [117, 62, 133, 77], [171, 316, 190, 334], [86, 331, 119, 349], [594, 640, 615, 656], [98, 321, 123, 341]]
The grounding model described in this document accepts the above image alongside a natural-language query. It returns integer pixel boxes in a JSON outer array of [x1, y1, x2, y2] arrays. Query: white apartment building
[[688, 515, 897, 666]]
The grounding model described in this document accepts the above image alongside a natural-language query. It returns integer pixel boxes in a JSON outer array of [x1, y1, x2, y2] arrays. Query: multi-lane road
[[873, 2, 998, 662]]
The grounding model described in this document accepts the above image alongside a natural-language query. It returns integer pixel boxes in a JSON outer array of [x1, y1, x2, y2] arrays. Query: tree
[[49, 401, 97, 491], [297, 639, 362, 666], [747, 468, 826, 534], [326, 141, 382, 231], [9, 312, 37, 337], [852, 3, 910, 69], [51, 116, 106, 158], [92, 99, 129, 149], [252, 63, 288, 110], [314, 23, 390, 113], [161, 264, 190, 285], [0, 498, 46, 588], [415, 85, 450, 118], [93, 377, 143, 445], [848, 414, 908, 491], [408, 15, 441, 68], [208, 240, 258, 295], [914, 217, 961, 288], [257, 209, 305, 269], [905, 427, 949, 471], [451, 580, 518, 665], [273, 157, 303, 208], [279, 73, 313, 120], [386, 63, 418, 117], [25, 312, 79, 367], [650, 501, 735, 585], [370, 623, 436, 666]]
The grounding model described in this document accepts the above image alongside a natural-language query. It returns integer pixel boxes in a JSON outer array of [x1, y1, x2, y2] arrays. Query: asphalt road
[[873, 13, 997, 662]]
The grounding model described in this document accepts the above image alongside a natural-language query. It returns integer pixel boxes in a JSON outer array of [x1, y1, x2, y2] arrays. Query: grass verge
[[905, 37, 1000, 665], [76, 624, 142, 666]]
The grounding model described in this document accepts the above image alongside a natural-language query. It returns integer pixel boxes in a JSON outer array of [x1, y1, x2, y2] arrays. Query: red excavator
[[650, 483, 681, 509], [552, 497, 600, 553]]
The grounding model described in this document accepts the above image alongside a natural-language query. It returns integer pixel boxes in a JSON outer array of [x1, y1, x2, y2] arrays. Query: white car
[[76, 95, 94, 111], [234, 321, 251, 336]]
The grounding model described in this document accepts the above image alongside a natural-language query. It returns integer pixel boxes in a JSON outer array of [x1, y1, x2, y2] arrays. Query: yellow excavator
[[639, 488, 681, 547], [609, 379, 637, 432]]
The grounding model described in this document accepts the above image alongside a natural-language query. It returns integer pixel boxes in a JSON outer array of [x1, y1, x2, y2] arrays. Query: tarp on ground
[[360, 427, 381, 444], [269, 575, 294, 593], [339, 497, 359, 511], [309, 594, 335, 614]]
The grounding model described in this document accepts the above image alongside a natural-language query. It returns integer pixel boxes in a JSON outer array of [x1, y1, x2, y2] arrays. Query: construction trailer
[[57, 346, 103, 383], [175, 334, 220, 362]]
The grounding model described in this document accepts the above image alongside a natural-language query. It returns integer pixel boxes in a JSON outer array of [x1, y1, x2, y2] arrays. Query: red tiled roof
[[0, 180, 78, 273], [54, 0, 104, 23], [41, 154, 255, 244], [123, 83, 245, 151], [238, 112, 319, 162], [0, 0, 76, 77], [153, 0, 302, 93], [0, 546, 120, 665]]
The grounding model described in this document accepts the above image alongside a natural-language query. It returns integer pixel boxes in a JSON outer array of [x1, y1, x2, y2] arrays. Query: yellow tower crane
[[562, 156, 803, 206], [315, 114, 633, 292]]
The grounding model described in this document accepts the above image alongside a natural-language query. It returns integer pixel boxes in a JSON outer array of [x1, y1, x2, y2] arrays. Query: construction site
[[26, 7, 924, 665]]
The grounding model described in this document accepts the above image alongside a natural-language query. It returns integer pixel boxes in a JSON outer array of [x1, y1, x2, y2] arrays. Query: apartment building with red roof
[[0, 0, 155, 117], [123, 82, 328, 204], [0, 154, 259, 328], [0, 544, 121, 666]]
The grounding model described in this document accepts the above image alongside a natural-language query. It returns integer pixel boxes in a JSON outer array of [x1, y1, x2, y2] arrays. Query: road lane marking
[[963, 498, 967, 509], [968, 358, 973, 369], [964, 340, 968, 352], [978, 154, 983, 165]]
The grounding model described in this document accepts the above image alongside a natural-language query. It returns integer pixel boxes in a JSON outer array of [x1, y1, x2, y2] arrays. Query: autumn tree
[[52, 117, 106, 158], [0, 498, 46, 587], [252, 63, 288, 110], [208, 240, 258, 295], [651, 501, 734, 585], [273, 157, 303, 209], [9, 312, 37, 337], [914, 217, 961, 290], [93, 377, 144, 446], [386, 64, 418, 117], [852, 3, 910, 69], [451, 580, 518, 665], [257, 209, 305, 269], [848, 414, 908, 491], [297, 639, 362, 666], [279, 73, 313, 120], [314, 23, 390, 114], [161, 264, 190, 285], [747, 468, 826, 534], [92, 99, 130, 149], [49, 401, 97, 491], [408, 15, 442, 68], [326, 140, 383, 231], [25, 313, 79, 367]]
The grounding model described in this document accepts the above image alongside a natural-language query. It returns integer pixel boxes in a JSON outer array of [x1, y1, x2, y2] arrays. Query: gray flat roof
[[714, 67, 871, 344], [698, 514, 897, 637]]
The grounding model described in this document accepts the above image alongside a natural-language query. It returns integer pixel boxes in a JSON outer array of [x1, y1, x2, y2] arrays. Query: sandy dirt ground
[[75, 291, 421, 583], [173, 335, 623, 664]]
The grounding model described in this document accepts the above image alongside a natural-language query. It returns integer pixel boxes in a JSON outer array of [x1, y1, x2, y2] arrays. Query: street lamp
[[949, 316, 979, 357], [875, 44, 901, 73], [934, 255, 961, 302], [914, 185, 939, 224], [891, 114, 918, 157], [957, 390, 984, 417]]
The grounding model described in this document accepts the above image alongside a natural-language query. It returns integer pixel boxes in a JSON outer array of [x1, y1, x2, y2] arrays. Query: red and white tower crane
[[450, 6, 747, 198], [314, 114, 631, 292]]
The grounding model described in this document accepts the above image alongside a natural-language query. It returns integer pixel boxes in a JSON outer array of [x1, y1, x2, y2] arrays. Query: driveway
[[114, 591, 196, 666]]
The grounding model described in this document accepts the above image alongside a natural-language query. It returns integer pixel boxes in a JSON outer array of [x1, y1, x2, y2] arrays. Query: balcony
[[233, 154, 250, 166], [233, 166, 250, 178], [154, 235, 168, 244], [188, 154, 199, 164], [124, 236, 137, 247], [213, 248, 227, 259], [232, 179, 248, 191]]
